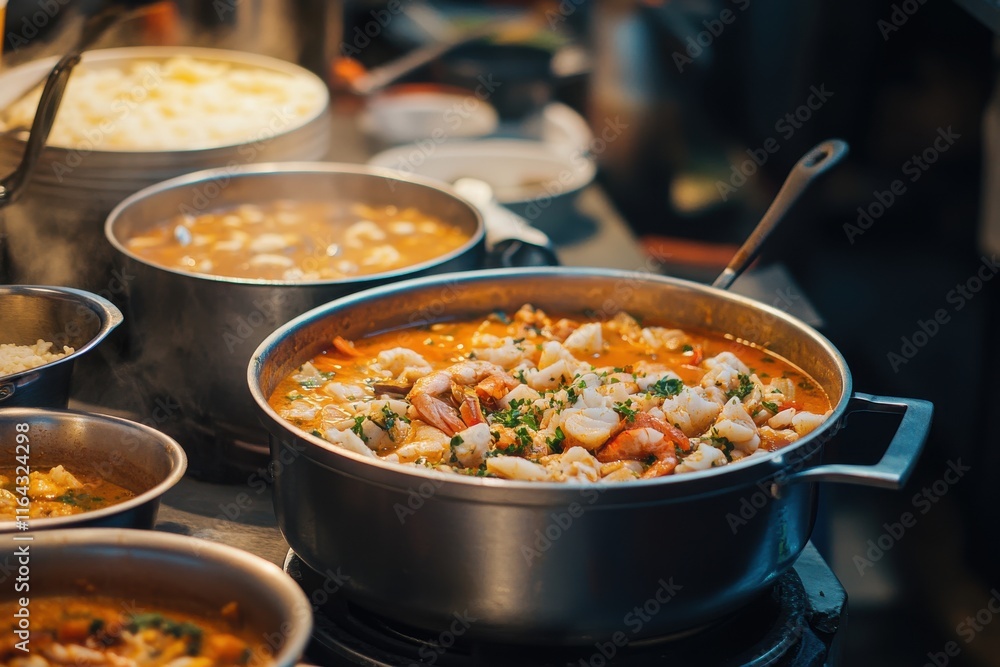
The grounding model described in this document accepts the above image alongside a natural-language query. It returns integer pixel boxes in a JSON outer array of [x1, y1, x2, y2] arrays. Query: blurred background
[[3, 0, 998, 663]]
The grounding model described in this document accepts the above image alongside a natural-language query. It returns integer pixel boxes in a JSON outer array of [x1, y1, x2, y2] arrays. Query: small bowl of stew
[[0, 408, 186, 532], [104, 161, 484, 480], [0, 527, 312, 666]]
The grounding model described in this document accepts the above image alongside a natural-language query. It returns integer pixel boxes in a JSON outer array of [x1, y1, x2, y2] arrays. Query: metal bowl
[[0, 285, 123, 408], [248, 267, 932, 644], [0, 408, 186, 532], [2, 528, 312, 666], [105, 162, 484, 480]]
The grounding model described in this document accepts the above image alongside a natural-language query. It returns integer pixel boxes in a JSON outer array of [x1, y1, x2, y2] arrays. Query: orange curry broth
[[269, 311, 831, 456], [0, 596, 269, 665]]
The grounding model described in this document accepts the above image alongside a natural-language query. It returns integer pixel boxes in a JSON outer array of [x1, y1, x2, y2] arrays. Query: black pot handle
[[0, 53, 81, 207], [782, 393, 933, 490]]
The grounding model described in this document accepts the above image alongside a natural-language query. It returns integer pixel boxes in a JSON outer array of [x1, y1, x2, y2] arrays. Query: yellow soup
[[126, 200, 471, 281]]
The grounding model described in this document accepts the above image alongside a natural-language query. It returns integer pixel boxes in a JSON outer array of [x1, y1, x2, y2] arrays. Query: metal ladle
[[713, 138, 850, 290]]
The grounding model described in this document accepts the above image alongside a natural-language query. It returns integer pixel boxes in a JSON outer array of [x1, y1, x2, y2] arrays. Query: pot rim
[[18, 527, 312, 664], [0, 46, 329, 157], [104, 161, 486, 287], [0, 285, 124, 383], [249, 267, 854, 498], [0, 408, 187, 531]]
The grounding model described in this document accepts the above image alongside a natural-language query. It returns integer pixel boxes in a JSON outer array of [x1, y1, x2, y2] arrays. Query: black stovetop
[[284, 543, 846, 667]]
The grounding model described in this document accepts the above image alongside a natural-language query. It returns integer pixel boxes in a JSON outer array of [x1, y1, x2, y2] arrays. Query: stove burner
[[285, 544, 845, 667]]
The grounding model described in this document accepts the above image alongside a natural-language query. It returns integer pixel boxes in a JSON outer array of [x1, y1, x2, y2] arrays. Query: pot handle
[[782, 392, 933, 490]]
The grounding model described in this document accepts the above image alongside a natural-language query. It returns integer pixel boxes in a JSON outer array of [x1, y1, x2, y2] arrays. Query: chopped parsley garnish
[[761, 400, 779, 413], [726, 374, 754, 400], [682, 344, 694, 353], [649, 376, 684, 398], [376, 404, 409, 439], [492, 398, 540, 430], [514, 369, 527, 384], [311, 429, 323, 438], [450, 434, 464, 448], [546, 426, 566, 453], [707, 430, 735, 461], [613, 399, 638, 422], [286, 392, 304, 401], [351, 415, 368, 442], [491, 310, 511, 324]]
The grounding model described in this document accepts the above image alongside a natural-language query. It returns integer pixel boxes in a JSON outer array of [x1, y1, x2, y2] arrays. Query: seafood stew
[[0, 597, 268, 666], [124, 200, 471, 281], [0, 465, 134, 520], [269, 304, 832, 482]]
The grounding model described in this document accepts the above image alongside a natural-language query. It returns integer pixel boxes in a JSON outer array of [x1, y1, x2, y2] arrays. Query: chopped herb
[[726, 374, 754, 400], [513, 337, 525, 344], [514, 369, 527, 384], [535, 343, 544, 351], [492, 398, 540, 430], [761, 400, 779, 413], [644, 454, 657, 466], [613, 399, 638, 423], [286, 392, 304, 401], [351, 415, 368, 442], [682, 344, 694, 353], [311, 429, 324, 438], [546, 426, 566, 454], [424, 337, 435, 346], [467, 351, 478, 360], [89, 618, 105, 634], [649, 376, 684, 398], [707, 430, 735, 461], [450, 434, 464, 448], [491, 310, 511, 324]]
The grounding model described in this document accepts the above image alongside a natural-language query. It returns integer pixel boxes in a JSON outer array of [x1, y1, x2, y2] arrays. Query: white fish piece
[[661, 388, 722, 436], [322, 382, 369, 401], [792, 411, 828, 437], [249, 253, 294, 268], [675, 442, 727, 474], [487, 456, 550, 481], [452, 422, 492, 468], [561, 407, 620, 450], [640, 327, 688, 351], [712, 397, 761, 454], [527, 359, 572, 391], [563, 322, 603, 356], [500, 383, 542, 408], [323, 428, 376, 456], [248, 232, 289, 253]]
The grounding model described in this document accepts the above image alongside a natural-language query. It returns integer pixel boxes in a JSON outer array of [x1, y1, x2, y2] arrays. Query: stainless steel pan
[[248, 266, 932, 644]]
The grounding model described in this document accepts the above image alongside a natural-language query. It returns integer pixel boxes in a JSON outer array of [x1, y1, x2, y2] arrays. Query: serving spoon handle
[[712, 138, 850, 290]]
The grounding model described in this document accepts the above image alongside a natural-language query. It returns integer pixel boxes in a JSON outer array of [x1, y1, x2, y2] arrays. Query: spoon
[[712, 139, 850, 290]]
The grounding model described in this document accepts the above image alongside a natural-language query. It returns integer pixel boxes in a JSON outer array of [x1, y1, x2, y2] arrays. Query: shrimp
[[408, 361, 518, 436], [596, 413, 690, 479]]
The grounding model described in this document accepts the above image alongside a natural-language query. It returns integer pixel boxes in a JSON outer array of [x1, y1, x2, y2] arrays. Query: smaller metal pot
[[2, 527, 312, 667], [0, 408, 186, 532], [0, 285, 123, 408], [105, 162, 484, 481]]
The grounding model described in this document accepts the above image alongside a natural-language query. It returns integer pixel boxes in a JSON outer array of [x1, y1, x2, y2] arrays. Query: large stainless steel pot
[[248, 268, 932, 645], [106, 162, 484, 480], [1, 528, 312, 666]]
